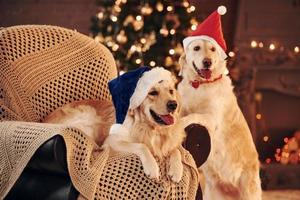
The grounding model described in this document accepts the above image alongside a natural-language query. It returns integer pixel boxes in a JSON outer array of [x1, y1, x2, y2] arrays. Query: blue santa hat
[[108, 66, 173, 124]]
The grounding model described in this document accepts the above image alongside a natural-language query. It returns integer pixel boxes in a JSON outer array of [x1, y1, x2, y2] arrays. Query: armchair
[[0, 25, 210, 200], [0, 25, 117, 199]]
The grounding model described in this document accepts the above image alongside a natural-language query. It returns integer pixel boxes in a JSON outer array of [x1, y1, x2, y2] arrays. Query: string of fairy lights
[[250, 40, 299, 53], [227, 40, 299, 61]]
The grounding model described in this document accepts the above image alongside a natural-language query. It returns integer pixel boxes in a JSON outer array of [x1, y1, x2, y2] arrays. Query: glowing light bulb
[[135, 58, 142, 64], [97, 12, 104, 19], [263, 136, 269, 142], [169, 49, 175, 55], [276, 148, 281, 153], [130, 45, 137, 52], [156, 2, 164, 12], [114, 6, 121, 12], [294, 46, 299, 53], [107, 41, 113, 47], [191, 24, 197, 31], [251, 40, 257, 48], [170, 29, 175, 35], [115, 0, 121, 5], [112, 44, 119, 51], [190, 5, 196, 12], [269, 43, 275, 51], [183, 1, 189, 7], [149, 61, 156, 67], [110, 15, 118, 22], [258, 42, 264, 48], [160, 28, 168, 36], [167, 6, 173, 12], [228, 51, 235, 57], [140, 38, 146, 44], [256, 113, 262, 120], [136, 15, 142, 21]]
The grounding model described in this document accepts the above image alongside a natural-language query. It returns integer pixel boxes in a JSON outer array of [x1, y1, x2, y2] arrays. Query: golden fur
[[104, 79, 186, 182], [44, 100, 115, 146], [178, 39, 262, 199]]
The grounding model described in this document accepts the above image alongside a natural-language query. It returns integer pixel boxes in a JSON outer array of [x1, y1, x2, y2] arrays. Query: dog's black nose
[[202, 58, 212, 69], [167, 100, 177, 112]]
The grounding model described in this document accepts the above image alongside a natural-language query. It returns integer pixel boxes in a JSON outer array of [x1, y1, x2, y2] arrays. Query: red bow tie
[[189, 75, 223, 89]]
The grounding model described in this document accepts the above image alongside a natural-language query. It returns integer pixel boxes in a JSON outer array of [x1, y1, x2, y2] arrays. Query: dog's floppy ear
[[178, 53, 186, 77]]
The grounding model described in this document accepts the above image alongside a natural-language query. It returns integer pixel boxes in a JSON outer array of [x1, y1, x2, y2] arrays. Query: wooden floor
[[263, 190, 300, 200]]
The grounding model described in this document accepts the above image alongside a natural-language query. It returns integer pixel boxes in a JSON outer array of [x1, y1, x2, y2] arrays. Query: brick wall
[[0, 0, 97, 35]]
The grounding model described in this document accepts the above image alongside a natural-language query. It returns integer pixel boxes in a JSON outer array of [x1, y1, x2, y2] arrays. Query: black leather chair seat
[[5, 135, 79, 200]]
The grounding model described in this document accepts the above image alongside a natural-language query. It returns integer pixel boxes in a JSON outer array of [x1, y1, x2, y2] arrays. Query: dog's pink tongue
[[200, 69, 212, 79], [160, 115, 174, 125]]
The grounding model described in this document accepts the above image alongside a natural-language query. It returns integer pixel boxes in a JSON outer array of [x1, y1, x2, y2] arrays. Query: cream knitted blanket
[[0, 121, 199, 199]]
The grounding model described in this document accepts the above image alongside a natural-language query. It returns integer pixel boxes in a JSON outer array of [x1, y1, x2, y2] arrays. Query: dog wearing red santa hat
[[178, 6, 262, 200]]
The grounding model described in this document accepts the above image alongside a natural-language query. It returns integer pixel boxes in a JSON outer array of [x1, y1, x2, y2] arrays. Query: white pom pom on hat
[[217, 5, 227, 15]]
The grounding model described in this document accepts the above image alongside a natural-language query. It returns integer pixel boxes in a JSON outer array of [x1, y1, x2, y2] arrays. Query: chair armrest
[[0, 121, 79, 200]]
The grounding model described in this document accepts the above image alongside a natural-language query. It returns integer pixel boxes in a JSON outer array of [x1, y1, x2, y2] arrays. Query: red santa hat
[[183, 6, 228, 60]]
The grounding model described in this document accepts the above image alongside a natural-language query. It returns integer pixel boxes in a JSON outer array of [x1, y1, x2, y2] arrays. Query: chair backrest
[[0, 25, 117, 122]]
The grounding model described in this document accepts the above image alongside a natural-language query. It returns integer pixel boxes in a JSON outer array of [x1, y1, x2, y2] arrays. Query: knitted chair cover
[[0, 25, 199, 199], [0, 25, 117, 122]]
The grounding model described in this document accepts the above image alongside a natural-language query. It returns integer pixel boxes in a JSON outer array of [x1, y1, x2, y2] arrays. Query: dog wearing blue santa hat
[[45, 67, 185, 182], [103, 66, 185, 182], [178, 6, 262, 200]]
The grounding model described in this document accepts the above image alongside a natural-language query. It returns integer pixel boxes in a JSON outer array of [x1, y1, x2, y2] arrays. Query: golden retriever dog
[[178, 39, 262, 199], [103, 67, 185, 182], [44, 100, 115, 146]]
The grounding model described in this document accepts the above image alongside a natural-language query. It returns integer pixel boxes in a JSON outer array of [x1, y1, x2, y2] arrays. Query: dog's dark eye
[[193, 46, 200, 51], [149, 90, 159, 96], [211, 47, 216, 52], [169, 89, 174, 95]]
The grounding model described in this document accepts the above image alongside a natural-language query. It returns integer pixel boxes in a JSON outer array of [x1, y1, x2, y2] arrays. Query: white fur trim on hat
[[183, 35, 228, 60], [109, 123, 129, 136], [129, 67, 173, 109]]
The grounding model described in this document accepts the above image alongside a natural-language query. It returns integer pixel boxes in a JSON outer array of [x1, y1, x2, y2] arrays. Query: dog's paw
[[168, 160, 183, 183], [142, 157, 160, 180]]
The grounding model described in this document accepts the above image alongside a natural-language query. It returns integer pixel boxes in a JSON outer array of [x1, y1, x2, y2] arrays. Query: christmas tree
[[90, 0, 196, 73]]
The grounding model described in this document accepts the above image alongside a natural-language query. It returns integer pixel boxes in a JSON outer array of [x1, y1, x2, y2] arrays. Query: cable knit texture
[[0, 25, 199, 199]]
